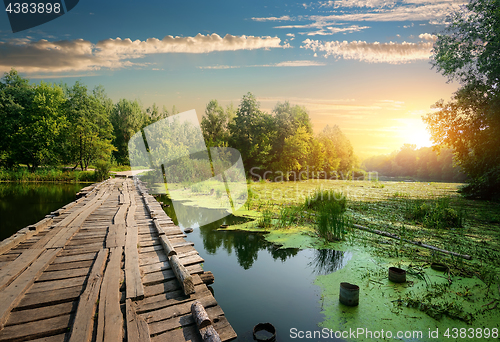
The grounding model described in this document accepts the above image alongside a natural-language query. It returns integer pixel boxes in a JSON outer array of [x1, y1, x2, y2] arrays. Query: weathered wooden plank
[[18, 285, 82, 310], [139, 250, 201, 267], [142, 264, 203, 286], [150, 323, 202, 342], [37, 267, 89, 282], [29, 333, 66, 342], [126, 299, 150, 342], [96, 247, 123, 342], [143, 274, 202, 298], [6, 301, 76, 326], [45, 260, 93, 272], [142, 294, 217, 325], [147, 305, 224, 336], [0, 248, 45, 291], [106, 224, 126, 248], [68, 249, 108, 342], [125, 219, 144, 300], [114, 205, 128, 226], [0, 313, 71, 342], [0, 248, 61, 328], [30, 275, 86, 293], [53, 252, 97, 264], [137, 284, 212, 314]]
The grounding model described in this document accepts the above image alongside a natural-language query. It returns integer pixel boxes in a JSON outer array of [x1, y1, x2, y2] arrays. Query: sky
[[0, 0, 465, 158]]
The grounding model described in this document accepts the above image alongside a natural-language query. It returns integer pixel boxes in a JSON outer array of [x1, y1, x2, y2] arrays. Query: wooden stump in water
[[200, 271, 215, 285]]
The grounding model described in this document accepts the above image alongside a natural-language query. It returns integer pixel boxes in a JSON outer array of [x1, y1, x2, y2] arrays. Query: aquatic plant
[[304, 188, 346, 211], [405, 196, 464, 229], [316, 200, 349, 241], [257, 208, 273, 228]]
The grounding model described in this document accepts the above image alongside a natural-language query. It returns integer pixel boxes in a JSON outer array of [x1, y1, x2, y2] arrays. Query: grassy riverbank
[[0, 168, 99, 182]]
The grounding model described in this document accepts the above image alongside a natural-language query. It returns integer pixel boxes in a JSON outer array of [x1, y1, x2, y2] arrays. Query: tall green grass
[[404, 196, 464, 229], [305, 189, 349, 241], [0, 168, 98, 182]]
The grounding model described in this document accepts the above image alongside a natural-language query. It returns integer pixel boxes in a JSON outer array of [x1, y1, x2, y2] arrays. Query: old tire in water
[[253, 323, 276, 341], [388, 267, 406, 283], [339, 282, 359, 306]]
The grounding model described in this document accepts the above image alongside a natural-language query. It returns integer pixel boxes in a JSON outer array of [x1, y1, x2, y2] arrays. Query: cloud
[[251, 15, 292, 21], [198, 60, 326, 69], [301, 39, 433, 63], [418, 33, 437, 41], [0, 34, 286, 73], [302, 25, 371, 36]]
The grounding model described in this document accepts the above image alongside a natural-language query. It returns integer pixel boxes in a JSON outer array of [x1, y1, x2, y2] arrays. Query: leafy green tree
[[278, 126, 311, 179], [63, 82, 114, 170], [201, 99, 234, 147], [0, 70, 66, 170], [318, 125, 354, 176], [111, 99, 146, 165], [229, 93, 276, 169], [0, 69, 34, 168], [425, 0, 500, 199]]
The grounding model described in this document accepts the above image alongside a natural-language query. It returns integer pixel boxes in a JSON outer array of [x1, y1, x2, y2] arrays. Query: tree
[[318, 125, 354, 175], [63, 82, 115, 170], [425, 0, 500, 199], [111, 99, 146, 165], [229, 93, 276, 169], [201, 99, 234, 147], [0, 70, 66, 170]]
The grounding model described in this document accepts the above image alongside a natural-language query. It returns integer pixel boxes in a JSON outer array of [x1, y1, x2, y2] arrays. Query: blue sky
[[0, 0, 464, 157]]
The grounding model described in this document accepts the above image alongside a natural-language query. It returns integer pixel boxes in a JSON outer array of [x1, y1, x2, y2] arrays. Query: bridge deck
[[0, 178, 236, 342]]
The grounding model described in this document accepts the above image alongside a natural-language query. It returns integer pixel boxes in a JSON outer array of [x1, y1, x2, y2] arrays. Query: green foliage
[[0, 167, 97, 182], [426, 0, 500, 200], [94, 160, 111, 181], [405, 197, 464, 229], [304, 188, 347, 212], [257, 207, 273, 228], [316, 201, 349, 241]]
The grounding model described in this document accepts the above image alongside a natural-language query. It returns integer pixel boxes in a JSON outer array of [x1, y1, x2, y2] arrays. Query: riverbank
[[0, 168, 99, 183]]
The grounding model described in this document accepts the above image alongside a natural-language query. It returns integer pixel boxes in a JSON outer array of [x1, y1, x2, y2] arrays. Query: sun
[[401, 119, 434, 148]]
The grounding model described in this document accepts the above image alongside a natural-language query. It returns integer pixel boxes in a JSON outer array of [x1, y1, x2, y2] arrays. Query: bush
[[405, 197, 463, 229], [304, 188, 346, 211], [94, 160, 111, 181]]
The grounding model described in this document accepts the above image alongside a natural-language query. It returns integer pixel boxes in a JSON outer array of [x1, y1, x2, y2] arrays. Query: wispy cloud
[[198, 60, 326, 69], [0, 33, 287, 73], [272, 1, 464, 36], [301, 39, 433, 63], [251, 15, 292, 22]]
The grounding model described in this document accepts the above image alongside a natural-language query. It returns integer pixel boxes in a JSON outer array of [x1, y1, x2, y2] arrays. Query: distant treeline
[[362, 144, 466, 182], [0, 69, 357, 180], [200, 93, 356, 180]]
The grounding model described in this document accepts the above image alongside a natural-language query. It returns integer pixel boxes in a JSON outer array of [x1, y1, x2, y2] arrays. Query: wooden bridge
[[0, 178, 236, 342]]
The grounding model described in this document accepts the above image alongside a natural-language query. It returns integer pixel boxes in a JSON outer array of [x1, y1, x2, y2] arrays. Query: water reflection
[[309, 249, 352, 275], [0, 182, 85, 241], [156, 195, 299, 269]]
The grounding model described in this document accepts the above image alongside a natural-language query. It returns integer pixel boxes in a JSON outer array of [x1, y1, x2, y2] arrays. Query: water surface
[[157, 195, 351, 341], [0, 182, 85, 241]]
